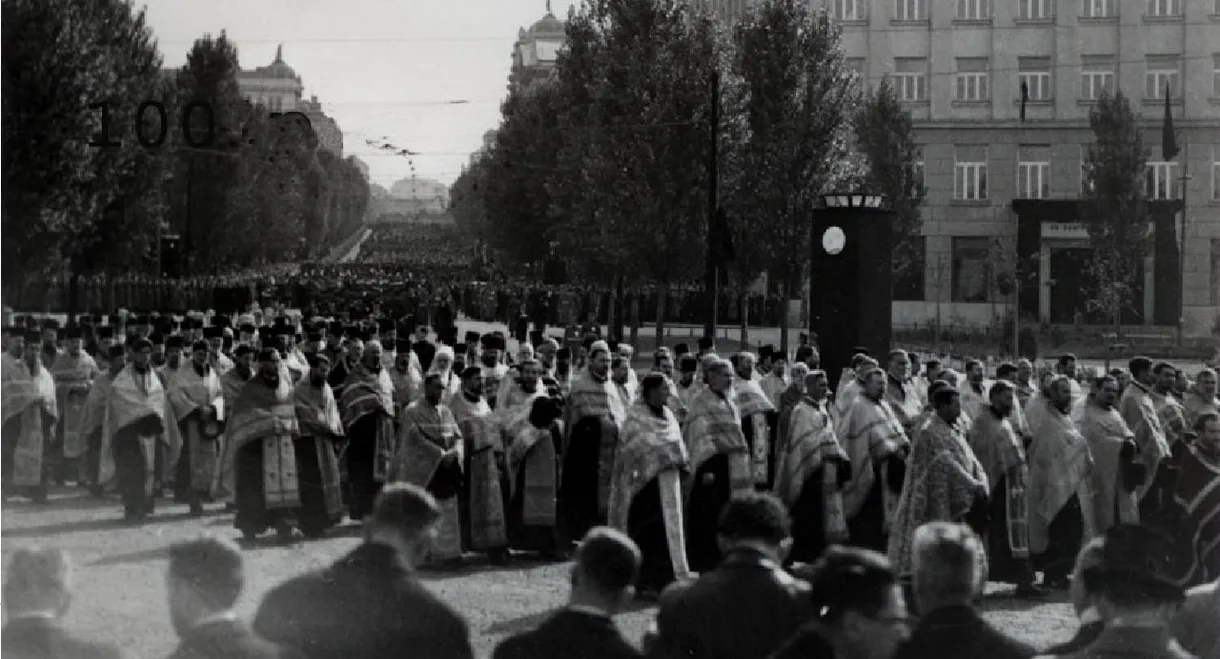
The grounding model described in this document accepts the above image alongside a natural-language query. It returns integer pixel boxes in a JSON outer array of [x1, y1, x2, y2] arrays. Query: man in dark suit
[[2, 547, 128, 659], [1042, 537, 1107, 656], [254, 483, 475, 659], [1037, 525, 1195, 659], [494, 527, 643, 659], [895, 522, 1034, 659], [165, 536, 297, 659], [650, 492, 812, 659]]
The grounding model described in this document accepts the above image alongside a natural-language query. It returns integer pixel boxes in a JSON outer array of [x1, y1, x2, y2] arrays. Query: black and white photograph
[[2, 0, 1219, 657]]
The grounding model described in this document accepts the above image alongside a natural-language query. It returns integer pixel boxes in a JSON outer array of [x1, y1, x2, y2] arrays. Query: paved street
[[2, 487, 1080, 658]]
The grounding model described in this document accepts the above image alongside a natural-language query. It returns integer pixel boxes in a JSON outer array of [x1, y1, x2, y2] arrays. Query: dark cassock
[[835, 368, 910, 553], [2, 336, 59, 502], [608, 378, 692, 594], [734, 374, 776, 489], [560, 349, 626, 541], [291, 358, 346, 538], [1169, 416, 1220, 587], [1026, 377, 1095, 588], [166, 344, 225, 514], [966, 384, 1039, 590], [773, 386, 849, 566], [391, 378, 465, 563], [228, 352, 301, 540], [97, 342, 175, 520], [449, 368, 509, 560], [888, 390, 989, 580], [338, 357, 397, 520], [682, 361, 753, 573], [503, 393, 565, 557]]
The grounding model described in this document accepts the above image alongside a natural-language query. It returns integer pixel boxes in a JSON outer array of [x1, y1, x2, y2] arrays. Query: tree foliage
[[1, 0, 166, 282], [1081, 90, 1149, 325], [854, 76, 925, 283]]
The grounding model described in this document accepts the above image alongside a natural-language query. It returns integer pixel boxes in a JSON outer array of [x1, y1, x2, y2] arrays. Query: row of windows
[[829, 0, 1211, 22], [912, 145, 1220, 201], [855, 55, 1220, 103], [932, 238, 1220, 305]]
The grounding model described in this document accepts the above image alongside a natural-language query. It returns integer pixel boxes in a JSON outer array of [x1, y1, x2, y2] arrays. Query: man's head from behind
[[910, 522, 986, 615], [1080, 525, 1184, 624], [716, 491, 792, 563], [806, 546, 911, 659], [3, 547, 72, 620], [365, 483, 441, 567], [167, 535, 244, 636], [569, 527, 641, 614]]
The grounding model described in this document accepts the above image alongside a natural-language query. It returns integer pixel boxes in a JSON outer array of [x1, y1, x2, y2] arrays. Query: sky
[[141, 0, 564, 190]]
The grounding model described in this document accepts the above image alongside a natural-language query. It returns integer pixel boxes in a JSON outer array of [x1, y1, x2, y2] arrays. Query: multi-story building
[[512, 5, 566, 93], [718, 0, 1220, 337], [236, 45, 344, 156]]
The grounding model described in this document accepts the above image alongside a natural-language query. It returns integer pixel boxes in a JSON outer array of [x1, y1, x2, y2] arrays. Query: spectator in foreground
[[1042, 537, 1107, 656], [1, 547, 126, 659], [254, 483, 474, 659], [493, 527, 643, 659], [1172, 578, 1219, 659], [165, 535, 297, 659], [895, 522, 1034, 659], [1036, 525, 1192, 659], [650, 492, 811, 659], [770, 546, 912, 659]]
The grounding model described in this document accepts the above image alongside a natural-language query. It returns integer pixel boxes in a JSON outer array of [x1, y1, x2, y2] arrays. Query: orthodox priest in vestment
[[773, 370, 848, 566], [479, 334, 510, 411], [214, 345, 254, 505], [503, 391, 565, 557], [1169, 413, 1220, 587], [449, 366, 508, 562], [392, 373, 465, 563], [1182, 368, 1217, 429], [836, 366, 910, 553], [338, 341, 397, 521], [561, 343, 626, 541], [966, 380, 1039, 594], [1027, 375, 1096, 589], [1118, 360, 1172, 522], [609, 373, 692, 596], [388, 341, 423, 413], [426, 345, 462, 407], [48, 327, 98, 484], [2, 332, 58, 502], [674, 355, 702, 414], [291, 353, 345, 538], [167, 340, 225, 515], [229, 349, 301, 541], [772, 363, 810, 464], [682, 357, 753, 572], [80, 347, 126, 496], [883, 350, 924, 438], [98, 338, 177, 521], [733, 353, 775, 488], [889, 385, 989, 580], [833, 355, 877, 420], [1077, 376, 1142, 538]]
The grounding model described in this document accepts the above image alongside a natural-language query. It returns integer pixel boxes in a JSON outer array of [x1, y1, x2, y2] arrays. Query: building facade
[[512, 6, 566, 93], [819, 0, 1220, 336], [236, 45, 344, 156]]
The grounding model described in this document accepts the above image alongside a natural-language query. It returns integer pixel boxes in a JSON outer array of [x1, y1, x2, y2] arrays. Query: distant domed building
[[236, 45, 343, 156], [512, 3, 566, 93]]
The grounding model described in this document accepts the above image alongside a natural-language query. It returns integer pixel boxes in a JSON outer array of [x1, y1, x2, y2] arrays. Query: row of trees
[[2, 0, 371, 294], [450, 0, 924, 349]]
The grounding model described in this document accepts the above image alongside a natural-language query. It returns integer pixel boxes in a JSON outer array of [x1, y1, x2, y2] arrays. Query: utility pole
[[703, 69, 720, 344]]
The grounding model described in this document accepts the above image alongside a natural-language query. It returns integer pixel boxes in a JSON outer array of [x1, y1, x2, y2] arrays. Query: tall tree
[[1081, 90, 1149, 331], [854, 76, 925, 292], [168, 32, 247, 272], [2, 0, 166, 296], [721, 0, 861, 352]]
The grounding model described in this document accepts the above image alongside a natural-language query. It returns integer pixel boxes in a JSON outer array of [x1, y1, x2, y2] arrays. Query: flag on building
[[1162, 83, 1179, 161], [1019, 80, 1029, 122]]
